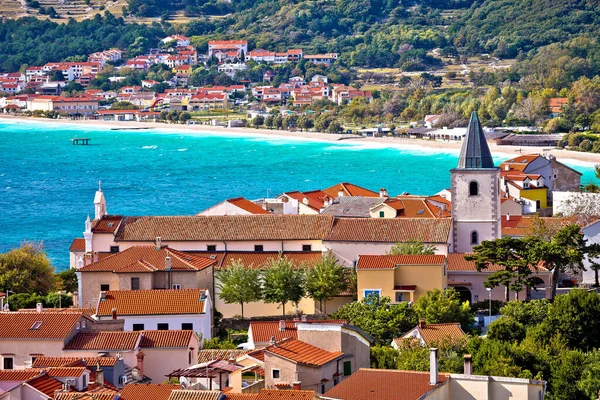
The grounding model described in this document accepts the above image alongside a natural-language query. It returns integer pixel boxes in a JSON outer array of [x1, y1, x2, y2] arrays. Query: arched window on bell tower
[[471, 231, 479, 245], [469, 181, 479, 196]]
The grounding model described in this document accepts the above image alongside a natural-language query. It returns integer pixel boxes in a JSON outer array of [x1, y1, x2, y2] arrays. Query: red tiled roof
[[47, 367, 86, 378], [398, 322, 466, 346], [92, 216, 123, 233], [114, 215, 334, 242], [0, 370, 43, 381], [323, 182, 379, 198], [225, 394, 259, 400], [79, 246, 216, 272], [26, 373, 63, 397], [447, 253, 548, 272], [357, 255, 446, 269], [119, 384, 181, 400], [138, 330, 195, 348], [209, 40, 247, 45], [326, 218, 452, 243], [323, 368, 449, 400], [250, 320, 345, 343], [64, 331, 140, 351], [265, 339, 343, 367], [500, 216, 570, 237], [70, 238, 86, 252], [55, 393, 117, 400], [0, 312, 84, 339], [33, 356, 118, 368], [255, 390, 315, 399], [227, 197, 271, 215], [97, 289, 207, 316], [197, 349, 249, 363], [219, 252, 322, 270]]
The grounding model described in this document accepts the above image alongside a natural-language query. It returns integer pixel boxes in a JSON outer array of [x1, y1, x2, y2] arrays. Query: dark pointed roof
[[456, 112, 495, 169]]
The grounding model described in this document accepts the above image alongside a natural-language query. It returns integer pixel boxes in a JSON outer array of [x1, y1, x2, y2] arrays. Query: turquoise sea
[[0, 119, 597, 269]]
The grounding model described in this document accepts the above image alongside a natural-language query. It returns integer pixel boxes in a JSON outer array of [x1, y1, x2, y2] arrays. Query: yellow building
[[502, 173, 548, 214], [356, 254, 447, 303]]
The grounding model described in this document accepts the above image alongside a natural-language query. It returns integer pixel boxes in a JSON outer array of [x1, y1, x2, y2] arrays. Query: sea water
[[0, 119, 597, 269]]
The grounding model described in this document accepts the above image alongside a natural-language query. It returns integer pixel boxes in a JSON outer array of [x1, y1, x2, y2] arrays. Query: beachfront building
[[450, 112, 501, 253]]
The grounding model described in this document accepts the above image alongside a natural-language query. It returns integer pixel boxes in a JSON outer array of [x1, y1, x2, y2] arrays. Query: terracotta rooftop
[[357, 255, 446, 269], [26, 373, 63, 398], [226, 197, 271, 215], [138, 330, 195, 348], [96, 289, 208, 316], [0, 312, 85, 339], [197, 349, 250, 364], [0, 370, 43, 381], [168, 390, 223, 400], [322, 368, 449, 400], [70, 238, 86, 252], [501, 215, 570, 237], [323, 182, 379, 198], [398, 322, 466, 346], [64, 330, 195, 351], [119, 384, 181, 400], [225, 394, 259, 400], [325, 218, 452, 243], [33, 356, 118, 368], [250, 320, 345, 343], [47, 367, 87, 378], [55, 393, 117, 400], [113, 215, 334, 242], [447, 253, 548, 272], [92, 215, 124, 234], [256, 390, 315, 399], [79, 246, 216, 273], [265, 338, 343, 367], [219, 252, 323, 270]]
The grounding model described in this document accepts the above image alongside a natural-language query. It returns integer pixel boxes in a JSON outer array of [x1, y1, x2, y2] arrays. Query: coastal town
[[1, 110, 600, 400]]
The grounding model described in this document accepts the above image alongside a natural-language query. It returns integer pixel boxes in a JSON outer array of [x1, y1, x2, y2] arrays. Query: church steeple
[[456, 112, 495, 169], [94, 181, 107, 220]]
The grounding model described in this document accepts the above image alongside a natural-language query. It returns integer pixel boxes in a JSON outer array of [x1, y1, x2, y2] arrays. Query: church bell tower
[[450, 112, 501, 252]]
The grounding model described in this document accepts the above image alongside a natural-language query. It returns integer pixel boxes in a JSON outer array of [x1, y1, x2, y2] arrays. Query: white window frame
[[271, 368, 280, 379], [172, 284, 182, 290]]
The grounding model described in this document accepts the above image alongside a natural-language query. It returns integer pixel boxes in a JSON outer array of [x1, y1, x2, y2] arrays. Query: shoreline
[[3, 115, 600, 165]]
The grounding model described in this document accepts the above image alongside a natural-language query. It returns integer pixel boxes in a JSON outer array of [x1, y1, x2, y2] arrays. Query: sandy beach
[[3, 115, 600, 165]]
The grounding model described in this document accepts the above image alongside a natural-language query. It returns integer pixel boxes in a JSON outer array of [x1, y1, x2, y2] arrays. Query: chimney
[[136, 351, 145, 376], [36, 303, 43, 313], [279, 320, 286, 331], [505, 165, 510, 171], [269, 336, 276, 346], [338, 190, 344, 198], [92, 251, 99, 263], [111, 308, 117, 320], [165, 256, 172, 271], [301, 314, 307, 322], [429, 348, 439, 385], [293, 381, 302, 390], [419, 318, 426, 329], [379, 188, 388, 197], [506, 213, 510, 221], [95, 366, 104, 387], [463, 354, 473, 376], [155, 236, 162, 250]]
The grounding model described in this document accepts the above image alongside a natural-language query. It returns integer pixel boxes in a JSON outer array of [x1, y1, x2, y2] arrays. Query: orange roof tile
[[225, 394, 259, 400], [64, 331, 140, 351], [255, 390, 315, 399], [92, 216, 123, 233], [97, 289, 207, 316], [33, 356, 118, 368], [323, 182, 379, 198], [398, 322, 466, 346], [47, 367, 86, 378], [227, 197, 271, 215], [447, 253, 548, 272], [55, 393, 117, 400], [357, 255, 446, 270], [26, 373, 63, 397], [119, 384, 181, 400], [0, 312, 84, 339], [0, 370, 43, 381], [326, 218, 451, 243], [266, 339, 343, 367], [322, 368, 449, 400], [70, 238, 86, 252], [219, 252, 322, 270], [114, 215, 334, 242], [250, 320, 345, 343], [138, 330, 195, 348], [79, 246, 216, 273], [197, 349, 250, 363], [501, 216, 569, 237]]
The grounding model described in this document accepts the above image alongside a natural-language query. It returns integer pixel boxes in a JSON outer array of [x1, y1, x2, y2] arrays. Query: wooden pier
[[70, 138, 90, 145]]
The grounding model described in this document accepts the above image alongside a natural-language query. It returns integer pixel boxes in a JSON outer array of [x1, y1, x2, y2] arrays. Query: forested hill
[[450, 0, 600, 58]]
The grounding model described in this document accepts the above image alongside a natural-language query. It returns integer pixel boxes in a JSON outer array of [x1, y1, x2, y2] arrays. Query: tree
[[466, 237, 537, 301], [111, 101, 138, 110], [215, 260, 262, 318], [56, 268, 78, 293], [530, 225, 587, 299], [0, 242, 56, 295], [499, 299, 550, 327], [304, 253, 348, 313], [388, 240, 436, 255], [252, 115, 264, 129], [413, 288, 474, 332], [262, 256, 304, 316], [264, 115, 274, 130], [333, 295, 416, 345], [487, 317, 526, 342]]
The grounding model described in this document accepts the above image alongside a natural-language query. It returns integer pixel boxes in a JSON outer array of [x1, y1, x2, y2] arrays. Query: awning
[[394, 285, 416, 291], [448, 281, 472, 286]]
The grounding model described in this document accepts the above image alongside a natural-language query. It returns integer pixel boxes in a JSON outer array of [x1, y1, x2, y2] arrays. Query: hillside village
[[1, 112, 599, 399]]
